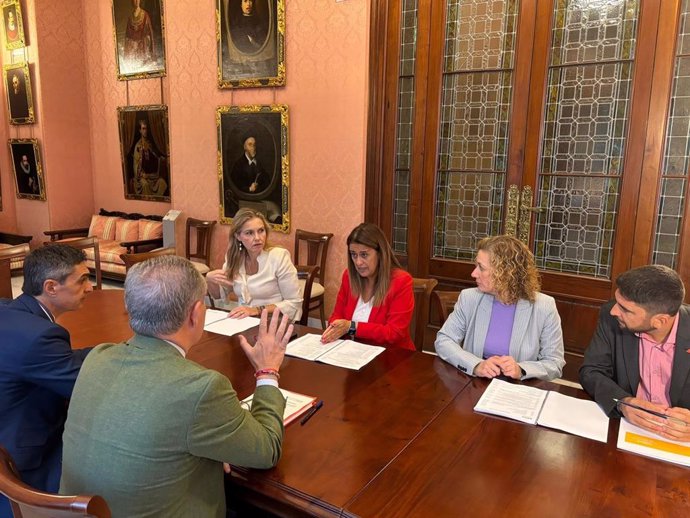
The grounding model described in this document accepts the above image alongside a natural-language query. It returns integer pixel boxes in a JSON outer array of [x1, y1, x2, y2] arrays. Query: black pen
[[613, 398, 685, 425], [300, 400, 324, 426]]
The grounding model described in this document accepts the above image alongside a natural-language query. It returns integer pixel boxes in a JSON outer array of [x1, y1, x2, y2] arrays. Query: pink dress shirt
[[636, 314, 680, 407]]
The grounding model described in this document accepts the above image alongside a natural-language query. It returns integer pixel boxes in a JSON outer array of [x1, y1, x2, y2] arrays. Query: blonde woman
[[206, 208, 301, 320], [435, 235, 565, 380]]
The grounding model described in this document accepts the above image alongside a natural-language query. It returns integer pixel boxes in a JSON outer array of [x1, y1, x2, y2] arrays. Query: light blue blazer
[[434, 288, 565, 381]]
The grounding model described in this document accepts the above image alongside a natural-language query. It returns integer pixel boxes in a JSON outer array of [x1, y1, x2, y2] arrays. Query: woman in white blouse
[[206, 208, 302, 321]]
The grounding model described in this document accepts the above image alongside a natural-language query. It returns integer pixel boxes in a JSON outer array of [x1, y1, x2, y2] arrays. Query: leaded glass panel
[[393, 170, 411, 253]]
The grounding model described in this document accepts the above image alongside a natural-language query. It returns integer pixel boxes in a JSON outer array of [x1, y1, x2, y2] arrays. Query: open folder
[[286, 333, 385, 370], [241, 388, 317, 426], [473, 378, 610, 442]]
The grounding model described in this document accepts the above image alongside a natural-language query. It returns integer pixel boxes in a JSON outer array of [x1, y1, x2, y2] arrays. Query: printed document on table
[[474, 378, 547, 424], [617, 418, 690, 467], [286, 333, 385, 370], [241, 388, 317, 425], [204, 314, 259, 336], [536, 391, 609, 443], [204, 309, 231, 327]]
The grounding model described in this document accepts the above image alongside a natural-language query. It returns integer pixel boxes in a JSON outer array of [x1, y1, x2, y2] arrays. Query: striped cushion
[[88, 215, 118, 240], [99, 241, 127, 265], [115, 219, 139, 243], [138, 219, 163, 241]]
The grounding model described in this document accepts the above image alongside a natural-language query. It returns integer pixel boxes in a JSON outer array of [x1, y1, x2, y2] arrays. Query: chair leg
[[319, 304, 326, 330]]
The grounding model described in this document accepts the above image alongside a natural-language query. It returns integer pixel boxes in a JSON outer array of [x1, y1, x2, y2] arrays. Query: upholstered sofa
[[44, 209, 164, 281], [0, 232, 32, 273]]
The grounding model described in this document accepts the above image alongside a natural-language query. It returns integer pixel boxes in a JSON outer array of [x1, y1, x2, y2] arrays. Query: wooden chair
[[294, 230, 333, 329], [186, 218, 216, 275], [432, 290, 461, 324], [47, 237, 102, 290], [0, 235, 32, 275], [120, 247, 176, 273], [296, 265, 319, 326], [0, 446, 111, 518], [0, 258, 12, 300], [410, 277, 438, 351]]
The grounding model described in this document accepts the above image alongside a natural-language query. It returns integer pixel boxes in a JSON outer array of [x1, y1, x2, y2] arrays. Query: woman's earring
[[238, 241, 243, 251]]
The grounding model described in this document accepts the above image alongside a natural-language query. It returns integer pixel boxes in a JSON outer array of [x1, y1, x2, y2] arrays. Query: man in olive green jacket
[[60, 256, 292, 518]]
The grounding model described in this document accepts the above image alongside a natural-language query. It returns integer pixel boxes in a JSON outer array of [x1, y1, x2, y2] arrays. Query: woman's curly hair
[[477, 235, 540, 304]]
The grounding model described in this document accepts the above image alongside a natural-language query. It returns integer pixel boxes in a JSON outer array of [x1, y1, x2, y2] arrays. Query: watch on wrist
[[348, 321, 356, 337]]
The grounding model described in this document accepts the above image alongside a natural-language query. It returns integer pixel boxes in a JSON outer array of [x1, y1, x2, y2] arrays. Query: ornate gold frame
[[9, 138, 46, 201], [111, 0, 167, 81], [2, 0, 25, 50], [216, 0, 286, 88], [217, 104, 290, 232], [3, 62, 34, 125]]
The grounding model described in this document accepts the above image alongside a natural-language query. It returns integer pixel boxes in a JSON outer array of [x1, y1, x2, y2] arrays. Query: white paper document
[[474, 379, 610, 442], [203, 312, 260, 337], [241, 388, 317, 425], [286, 333, 385, 370], [617, 418, 690, 467]]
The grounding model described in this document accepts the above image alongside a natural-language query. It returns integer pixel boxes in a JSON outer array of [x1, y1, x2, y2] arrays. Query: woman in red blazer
[[321, 223, 415, 350]]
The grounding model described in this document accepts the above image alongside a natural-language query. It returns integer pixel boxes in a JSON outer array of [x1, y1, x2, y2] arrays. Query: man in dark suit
[[8, 71, 29, 120], [0, 245, 93, 514], [230, 136, 269, 194], [580, 265, 690, 442], [60, 256, 292, 517]]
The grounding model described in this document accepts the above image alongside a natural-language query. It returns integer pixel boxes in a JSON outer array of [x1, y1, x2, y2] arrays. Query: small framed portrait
[[217, 0, 285, 88], [111, 0, 167, 80], [3, 62, 34, 124], [117, 105, 171, 202], [9, 139, 45, 201], [217, 104, 289, 232], [2, 0, 25, 50]]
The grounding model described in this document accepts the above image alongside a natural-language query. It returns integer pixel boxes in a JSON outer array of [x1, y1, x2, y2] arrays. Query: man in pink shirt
[[580, 265, 690, 442]]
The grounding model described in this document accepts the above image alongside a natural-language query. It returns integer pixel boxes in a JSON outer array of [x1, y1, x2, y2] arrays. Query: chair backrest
[[120, 247, 176, 272], [0, 446, 111, 518], [186, 218, 216, 266], [48, 237, 102, 290], [410, 277, 438, 351], [294, 230, 333, 285], [296, 265, 319, 326], [432, 290, 461, 324]]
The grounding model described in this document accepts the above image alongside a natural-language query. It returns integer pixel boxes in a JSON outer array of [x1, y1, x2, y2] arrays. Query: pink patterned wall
[[2, 0, 369, 314]]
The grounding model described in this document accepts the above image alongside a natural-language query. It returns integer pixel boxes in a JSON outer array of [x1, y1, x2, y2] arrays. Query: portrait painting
[[3, 62, 34, 124], [217, 104, 289, 232], [2, 0, 25, 50], [217, 0, 285, 88], [9, 139, 45, 201], [111, 0, 167, 80], [117, 105, 171, 202]]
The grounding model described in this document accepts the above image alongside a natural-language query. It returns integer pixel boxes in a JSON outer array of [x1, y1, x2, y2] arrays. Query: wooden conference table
[[59, 290, 690, 518]]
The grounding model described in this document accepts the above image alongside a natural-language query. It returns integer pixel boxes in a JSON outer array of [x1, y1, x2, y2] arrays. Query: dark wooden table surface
[[59, 290, 690, 518]]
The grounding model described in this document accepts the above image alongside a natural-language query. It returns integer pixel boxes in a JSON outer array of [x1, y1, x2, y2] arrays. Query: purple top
[[483, 299, 517, 358]]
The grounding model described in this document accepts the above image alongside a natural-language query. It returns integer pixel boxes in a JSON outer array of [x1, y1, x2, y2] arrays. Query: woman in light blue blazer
[[435, 235, 565, 381]]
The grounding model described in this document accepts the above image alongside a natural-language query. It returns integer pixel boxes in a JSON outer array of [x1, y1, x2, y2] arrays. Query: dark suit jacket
[[0, 294, 90, 489], [579, 301, 690, 416]]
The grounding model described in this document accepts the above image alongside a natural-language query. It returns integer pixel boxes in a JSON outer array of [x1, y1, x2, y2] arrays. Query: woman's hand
[[473, 357, 502, 378], [494, 355, 523, 379], [321, 319, 351, 343], [206, 269, 233, 288], [228, 305, 260, 319]]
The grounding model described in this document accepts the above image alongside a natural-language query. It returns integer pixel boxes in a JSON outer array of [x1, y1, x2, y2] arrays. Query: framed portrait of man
[[217, 0, 285, 88], [111, 0, 167, 80], [117, 105, 171, 202], [9, 139, 45, 201], [3, 62, 34, 124], [2, 0, 25, 50], [217, 104, 289, 232]]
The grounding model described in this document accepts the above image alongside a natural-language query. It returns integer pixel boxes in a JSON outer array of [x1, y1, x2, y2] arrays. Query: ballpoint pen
[[613, 398, 686, 425], [300, 400, 324, 426]]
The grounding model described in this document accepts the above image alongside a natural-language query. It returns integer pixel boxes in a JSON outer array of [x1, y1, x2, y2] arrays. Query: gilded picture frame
[[9, 138, 45, 201], [117, 105, 171, 202], [3, 62, 34, 124], [217, 104, 289, 232], [2, 0, 25, 50], [217, 0, 285, 89], [111, 0, 167, 80]]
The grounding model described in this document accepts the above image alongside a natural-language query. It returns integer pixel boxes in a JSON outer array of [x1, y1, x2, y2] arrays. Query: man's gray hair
[[124, 255, 207, 337]]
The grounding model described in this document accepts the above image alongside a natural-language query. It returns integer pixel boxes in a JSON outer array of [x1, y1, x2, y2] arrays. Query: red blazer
[[329, 268, 415, 350]]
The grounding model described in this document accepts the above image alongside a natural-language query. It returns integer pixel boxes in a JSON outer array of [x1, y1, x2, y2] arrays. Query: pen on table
[[613, 398, 686, 425], [300, 400, 324, 426]]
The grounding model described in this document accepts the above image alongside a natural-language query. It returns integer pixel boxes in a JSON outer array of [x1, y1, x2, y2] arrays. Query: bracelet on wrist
[[254, 368, 280, 379]]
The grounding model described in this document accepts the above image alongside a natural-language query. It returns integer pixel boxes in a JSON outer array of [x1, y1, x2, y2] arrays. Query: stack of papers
[[617, 418, 690, 466], [242, 388, 317, 426], [203, 309, 259, 336], [286, 333, 385, 370], [473, 378, 610, 442]]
